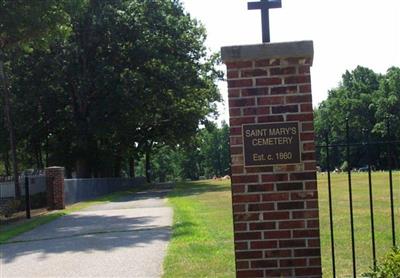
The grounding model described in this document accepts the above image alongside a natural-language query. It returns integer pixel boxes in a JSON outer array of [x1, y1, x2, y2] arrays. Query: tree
[[0, 108, 10, 175], [198, 122, 230, 177], [373, 67, 400, 137], [134, 122, 230, 182], [0, 0, 69, 198], [6, 0, 221, 179], [314, 66, 400, 170], [373, 67, 400, 168]]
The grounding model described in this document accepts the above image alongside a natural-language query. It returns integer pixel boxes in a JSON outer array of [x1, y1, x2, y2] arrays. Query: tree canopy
[[1, 0, 71, 198], [0, 0, 69, 50], [0, 0, 221, 179], [314, 66, 400, 170]]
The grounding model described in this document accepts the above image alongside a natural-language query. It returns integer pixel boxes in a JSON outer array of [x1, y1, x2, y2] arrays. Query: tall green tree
[[7, 0, 221, 178], [314, 66, 399, 170], [198, 122, 230, 177], [0, 0, 69, 198], [136, 122, 230, 182], [373, 67, 400, 168], [373, 67, 400, 137], [0, 108, 10, 175]]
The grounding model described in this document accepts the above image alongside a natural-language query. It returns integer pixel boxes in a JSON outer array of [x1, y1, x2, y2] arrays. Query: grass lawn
[[318, 171, 400, 277], [0, 185, 148, 244], [163, 172, 400, 278], [163, 180, 236, 278]]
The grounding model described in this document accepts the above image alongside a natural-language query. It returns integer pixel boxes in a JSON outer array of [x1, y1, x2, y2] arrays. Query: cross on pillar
[[248, 0, 282, 43]]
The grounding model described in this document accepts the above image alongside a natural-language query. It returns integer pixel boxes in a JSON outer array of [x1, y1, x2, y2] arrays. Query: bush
[[0, 192, 46, 218], [362, 247, 400, 278], [0, 199, 22, 218], [29, 192, 47, 209]]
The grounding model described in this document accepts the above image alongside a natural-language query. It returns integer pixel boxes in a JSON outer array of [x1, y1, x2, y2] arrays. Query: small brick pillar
[[45, 166, 65, 210], [221, 41, 322, 278]]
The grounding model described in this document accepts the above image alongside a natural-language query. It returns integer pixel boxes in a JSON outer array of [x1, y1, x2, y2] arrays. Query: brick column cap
[[45, 166, 64, 170], [221, 40, 313, 64]]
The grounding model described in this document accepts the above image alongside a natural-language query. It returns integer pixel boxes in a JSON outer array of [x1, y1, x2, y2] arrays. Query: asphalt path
[[1, 187, 173, 278]]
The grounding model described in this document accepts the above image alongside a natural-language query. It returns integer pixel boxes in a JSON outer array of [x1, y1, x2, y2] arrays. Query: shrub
[[0, 199, 22, 218], [362, 247, 400, 278], [29, 192, 47, 209]]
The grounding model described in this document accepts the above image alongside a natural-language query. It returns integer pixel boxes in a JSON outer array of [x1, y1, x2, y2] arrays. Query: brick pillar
[[45, 166, 65, 210], [221, 41, 322, 278]]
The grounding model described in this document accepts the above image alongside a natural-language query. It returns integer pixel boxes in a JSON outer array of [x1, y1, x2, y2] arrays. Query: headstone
[[222, 41, 322, 278]]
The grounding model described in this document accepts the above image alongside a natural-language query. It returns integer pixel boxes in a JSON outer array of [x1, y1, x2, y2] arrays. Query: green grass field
[[318, 172, 400, 277], [163, 172, 400, 278], [163, 180, 236, 278]]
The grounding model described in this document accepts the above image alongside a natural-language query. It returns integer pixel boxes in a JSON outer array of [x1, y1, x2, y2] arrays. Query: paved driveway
[[1, 187, 173, 278]]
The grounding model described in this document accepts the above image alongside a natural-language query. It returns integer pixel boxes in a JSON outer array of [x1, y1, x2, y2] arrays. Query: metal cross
[[248, 0, 282, 43]]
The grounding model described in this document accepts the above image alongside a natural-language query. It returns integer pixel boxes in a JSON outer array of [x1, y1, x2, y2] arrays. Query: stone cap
[[221, 41, 314, 65], [45, 166, 65, 172]]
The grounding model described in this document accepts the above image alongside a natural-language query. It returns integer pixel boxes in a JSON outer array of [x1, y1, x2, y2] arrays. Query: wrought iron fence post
[[325, 133, 336, 277], [364, 128, 376, 270], [346, 118, 356, 277], [24, 175, 31, 219], [386, 116, 396, 247]]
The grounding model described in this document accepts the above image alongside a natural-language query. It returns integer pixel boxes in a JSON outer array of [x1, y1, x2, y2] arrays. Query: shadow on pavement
[[109, 188, 172, 203], [2, 228, 171, 266], [2, 187, 173, 265]]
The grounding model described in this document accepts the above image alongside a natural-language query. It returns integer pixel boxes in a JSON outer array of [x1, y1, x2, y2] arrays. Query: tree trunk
[[38, 144, 43, 169], [76, 158, 91, 178], [145, 149, 151, 183], [4, 150, 10, 176], [113, 154, 122, 178], [34, 144, 42, 169], [45, 136, 49, 167], [0, 53, 20, 199], [129, 157, 135, 178]]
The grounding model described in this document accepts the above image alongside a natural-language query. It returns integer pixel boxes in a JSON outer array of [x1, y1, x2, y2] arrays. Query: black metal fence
[[317, 119, 399, 277]]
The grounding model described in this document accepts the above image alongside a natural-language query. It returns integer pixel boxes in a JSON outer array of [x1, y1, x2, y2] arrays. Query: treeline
[[0, 0, 221, 184], [135, 122, 230, 182], [139, 66, 400, 180], [314, 66, 400, 170]]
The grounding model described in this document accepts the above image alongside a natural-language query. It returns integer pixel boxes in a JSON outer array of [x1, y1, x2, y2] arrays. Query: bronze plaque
[[242, 122, 301, 166]]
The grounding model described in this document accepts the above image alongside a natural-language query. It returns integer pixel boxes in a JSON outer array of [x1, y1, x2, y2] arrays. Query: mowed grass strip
[[318, 171, 400, 278], [163, 180, 235, 278]]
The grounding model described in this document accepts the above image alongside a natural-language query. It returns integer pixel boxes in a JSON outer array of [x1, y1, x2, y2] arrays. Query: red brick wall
[[225, 56, 322, 277], [45, 167, 65, 210]]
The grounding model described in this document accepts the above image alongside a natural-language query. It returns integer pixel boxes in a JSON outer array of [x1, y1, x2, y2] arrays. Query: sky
[[180, 0, 400, 124]]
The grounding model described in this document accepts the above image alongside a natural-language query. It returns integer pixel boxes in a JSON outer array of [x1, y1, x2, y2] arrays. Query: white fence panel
[[0, 176, 46, 198], [0, 181, 16, 198]]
